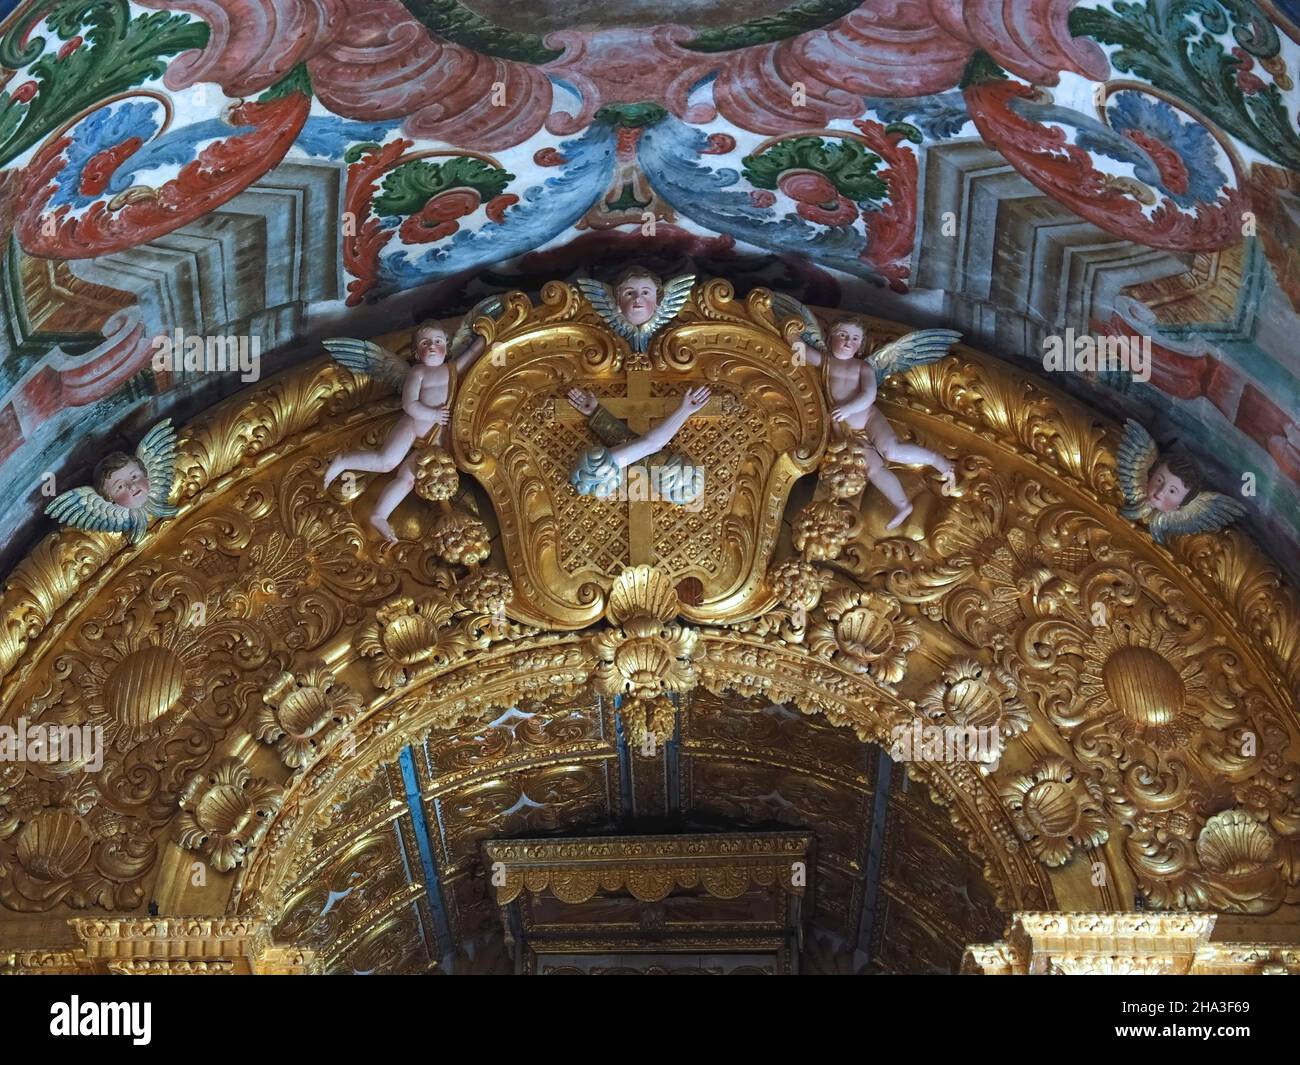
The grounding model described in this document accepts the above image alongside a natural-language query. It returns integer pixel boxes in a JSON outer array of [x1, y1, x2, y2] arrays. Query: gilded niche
[[449, 278, 826, 629]]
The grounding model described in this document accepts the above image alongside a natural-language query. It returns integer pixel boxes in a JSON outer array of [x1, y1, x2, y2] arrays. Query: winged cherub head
[[614, 268, 663, 326], [47, 419, 179, 544], [827, 317, 866, 360], [95, 453, 150, 510], [1145, 455, 1199, 513], [1117, 420, 1242, 543], [414, 319, 448, 366]]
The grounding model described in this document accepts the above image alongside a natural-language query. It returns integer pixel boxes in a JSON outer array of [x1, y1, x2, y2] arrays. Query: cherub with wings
[[778, 296, 959, 529], [321, 300, 500, 542], [576, 267, 695, 353], [46, 419, 178, 543], [1116, 419, 1245, 543]]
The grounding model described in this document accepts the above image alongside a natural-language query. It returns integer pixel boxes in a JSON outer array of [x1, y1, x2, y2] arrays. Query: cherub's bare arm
[[452, 335, 487, 373], [610, 387, 711, 468], [792, 339, 823, 367]]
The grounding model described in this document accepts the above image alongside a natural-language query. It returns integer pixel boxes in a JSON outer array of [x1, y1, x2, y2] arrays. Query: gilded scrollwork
[[0, 287, 1298, 965]]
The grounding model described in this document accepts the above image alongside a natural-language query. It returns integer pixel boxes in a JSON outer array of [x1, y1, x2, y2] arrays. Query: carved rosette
[[1000, 758, 1109, 867], [175, 758, 283, 873], [355, 594, 476, 690], [808, 588, 918, 684], [917, 658, 1030, 768], [255, 663, 363, 770], [592, 567, 699, 702], [36, 597, 211, 755]]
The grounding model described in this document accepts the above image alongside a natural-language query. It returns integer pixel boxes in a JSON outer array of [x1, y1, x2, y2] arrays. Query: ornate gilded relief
[[2, 283, 1300, 973], [449, 279, 825, 628]]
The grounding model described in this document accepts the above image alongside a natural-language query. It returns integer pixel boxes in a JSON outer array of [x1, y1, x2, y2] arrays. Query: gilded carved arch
[[2, 281, 1299, 965]]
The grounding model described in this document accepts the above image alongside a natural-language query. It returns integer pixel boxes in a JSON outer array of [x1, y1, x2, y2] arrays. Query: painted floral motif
[[1083, 91, 1229, 209]]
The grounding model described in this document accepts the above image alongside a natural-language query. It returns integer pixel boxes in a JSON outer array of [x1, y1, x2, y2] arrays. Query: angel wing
[[1116, 419, 1158, 516], [575, 277, 632, 341], [1148, 492, 1246, 544], [135, 418, 178, 518], [322, 337, 408, 392], [868, 328, 962, 379], [46, 487, 148, 543], [450, 294, 506, 361], [770, 292, 826, 353], [642, 274, 696, 342]]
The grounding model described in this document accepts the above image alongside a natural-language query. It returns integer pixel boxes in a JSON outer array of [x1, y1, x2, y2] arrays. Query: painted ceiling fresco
[[0, 0, 1298, 576]]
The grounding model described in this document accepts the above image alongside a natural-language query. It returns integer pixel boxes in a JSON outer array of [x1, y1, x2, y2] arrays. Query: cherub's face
[[104, 461, 149, 509], [829, 323, 864, 360], [1145, 462, 1189, 512], [617, 276, 659, 326], [415, 327, 447, 365]]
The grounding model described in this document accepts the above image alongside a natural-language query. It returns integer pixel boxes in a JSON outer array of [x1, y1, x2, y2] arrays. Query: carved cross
[[551, 366, 721, 564]]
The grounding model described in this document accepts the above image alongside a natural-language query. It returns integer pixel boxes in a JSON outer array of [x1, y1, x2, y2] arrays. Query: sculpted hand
[[831, 405, 852, 422], [432, 407, 450, 426], [566, 388, 599, 416], [791, 339, 808, 366], [679, 385, 711, 414]]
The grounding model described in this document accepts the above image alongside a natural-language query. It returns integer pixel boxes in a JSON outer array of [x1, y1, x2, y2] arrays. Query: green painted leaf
[[373, 156, 513, 217], [742, 136, 886, 204], [0, 1, 210, 169], [1069, 0, 1300, 169], [684, 0, 861, 53], [398, 0, 562, 64], [594, 103, 668, 129], [259, 62, 312, 102]]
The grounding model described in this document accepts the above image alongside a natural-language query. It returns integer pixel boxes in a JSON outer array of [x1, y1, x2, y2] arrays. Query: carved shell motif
[[1196, 811, 1276, 878], [606, 565, 680, 625], [15, 809, 93, 882]]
